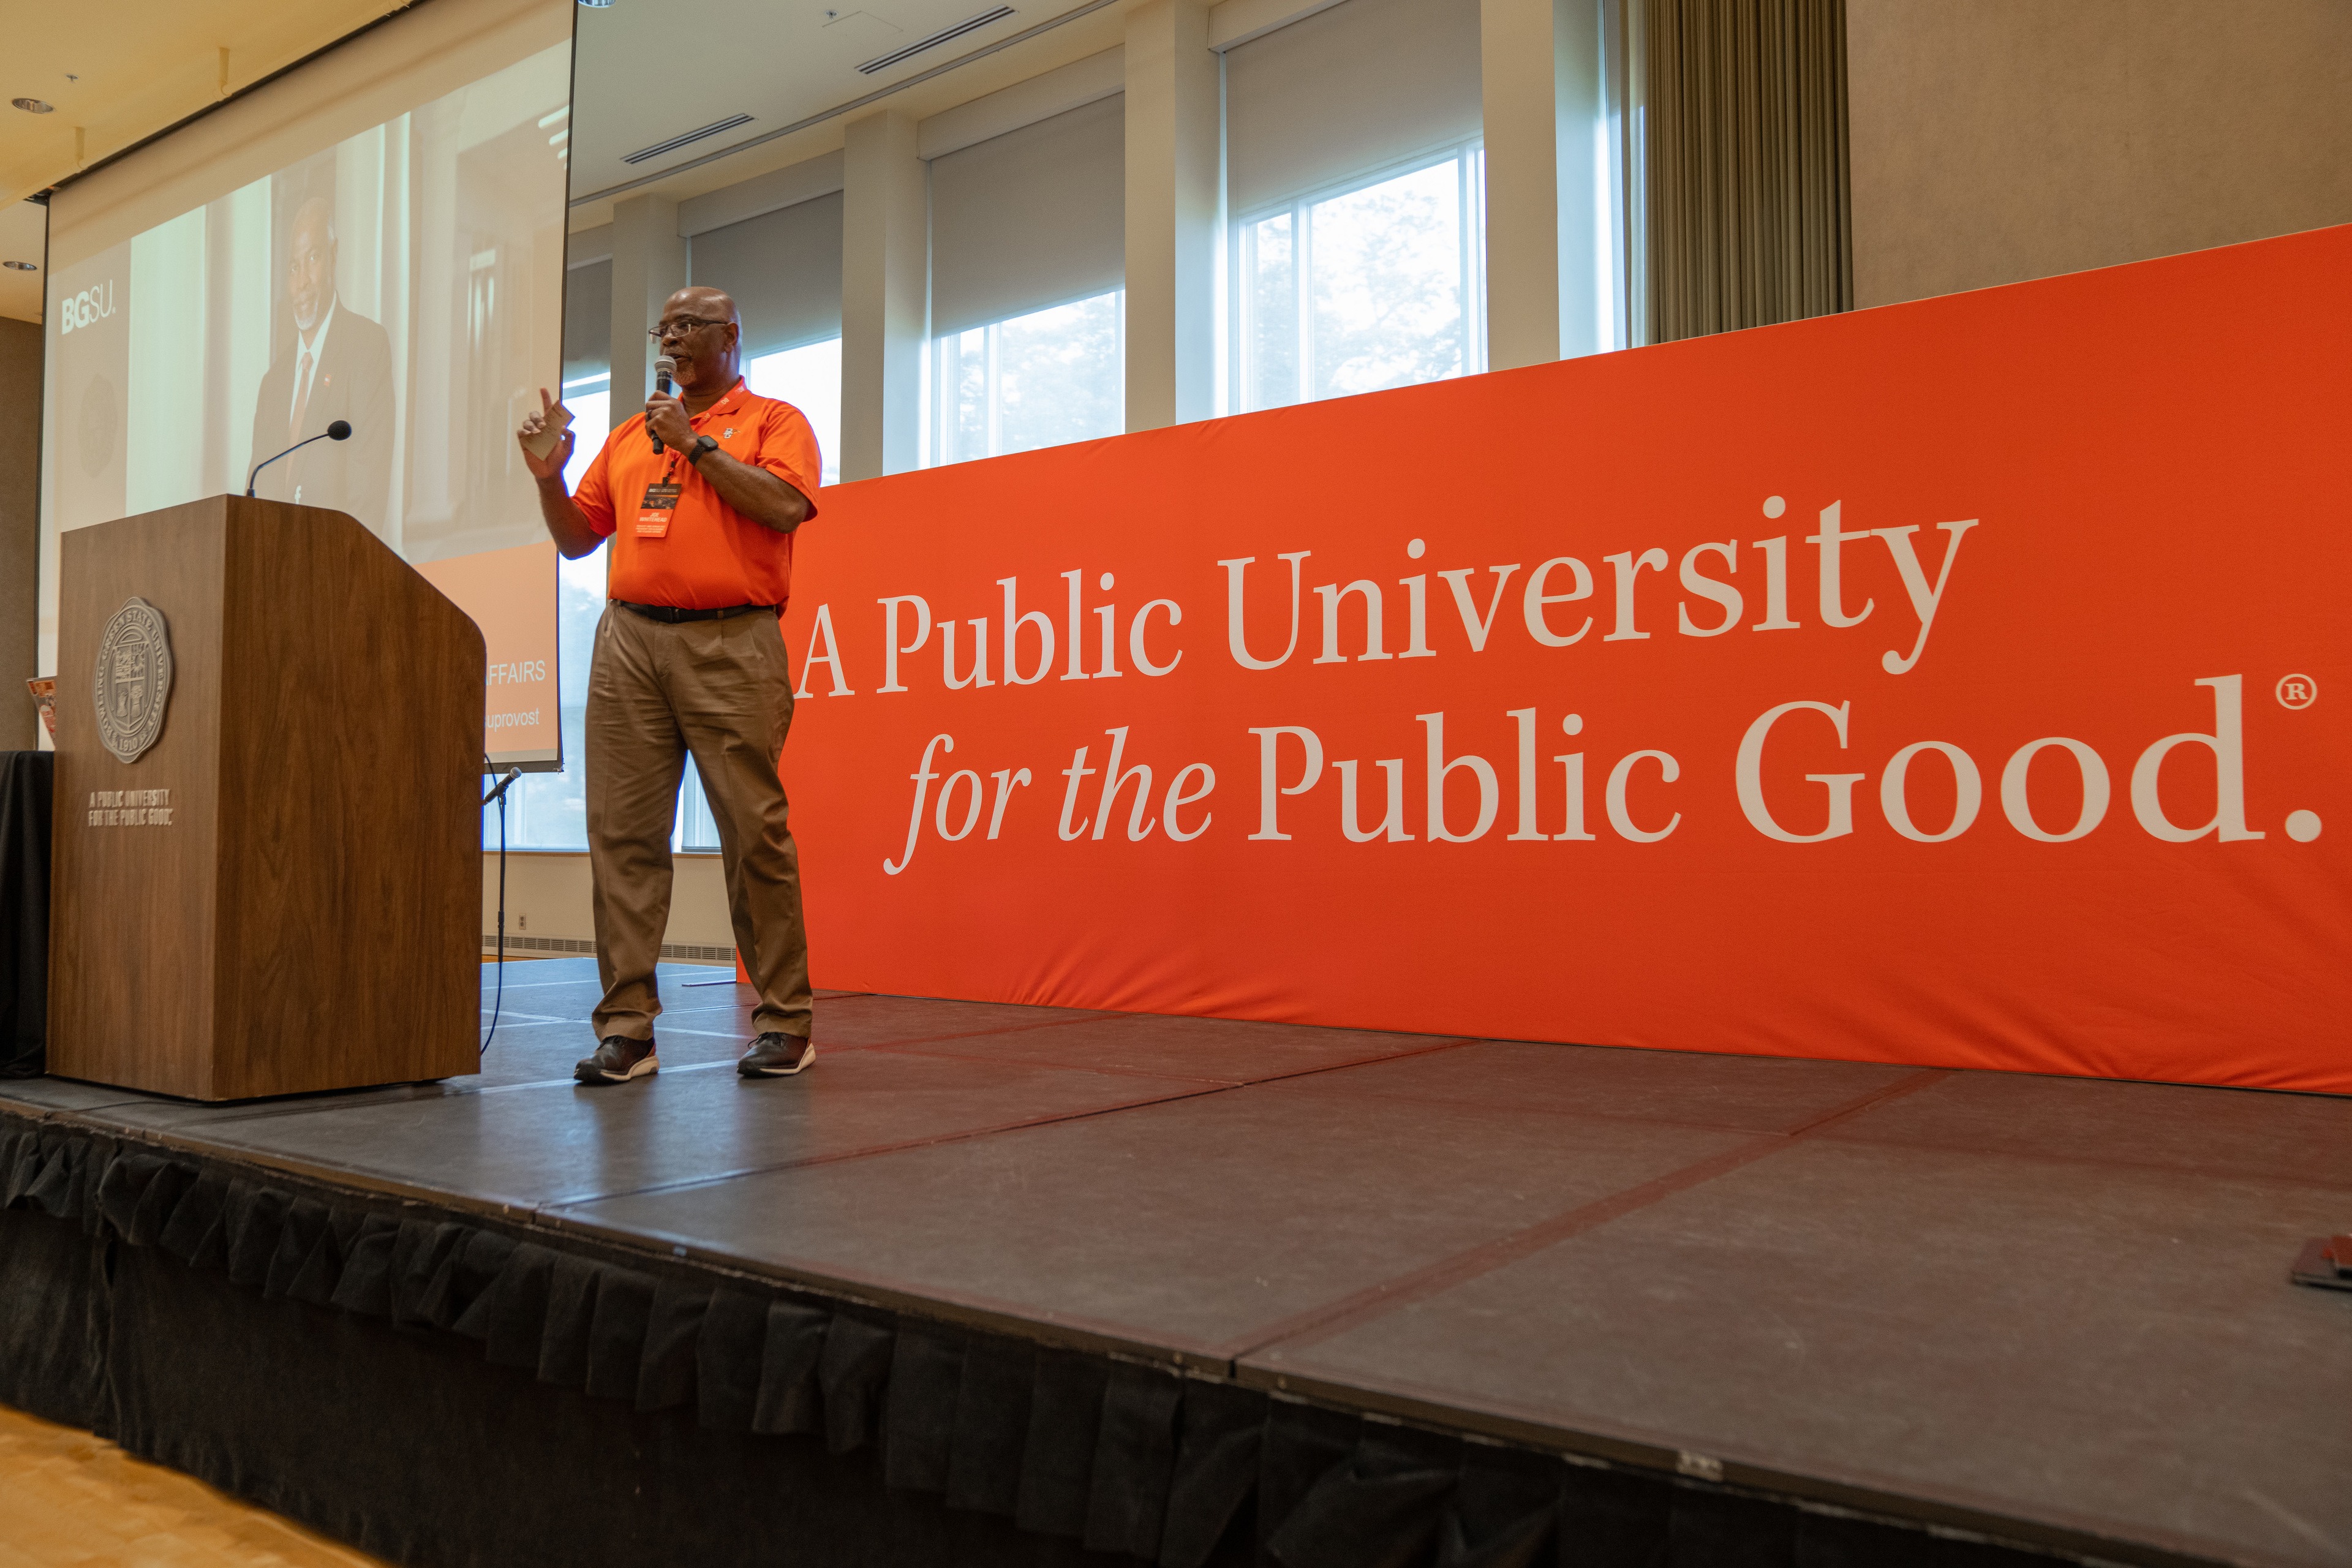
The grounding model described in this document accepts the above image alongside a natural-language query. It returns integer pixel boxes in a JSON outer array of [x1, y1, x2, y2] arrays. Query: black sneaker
[[737, 1033, 815, 1077], [575, 1035, 659, 1085]]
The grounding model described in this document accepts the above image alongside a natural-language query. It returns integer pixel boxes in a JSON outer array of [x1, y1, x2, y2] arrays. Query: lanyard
[[638, 444, 687, 538], [638, 391, 734, 537]]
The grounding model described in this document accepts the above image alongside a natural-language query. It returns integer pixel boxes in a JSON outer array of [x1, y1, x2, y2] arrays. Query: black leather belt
[[611, 599, 775, 624]]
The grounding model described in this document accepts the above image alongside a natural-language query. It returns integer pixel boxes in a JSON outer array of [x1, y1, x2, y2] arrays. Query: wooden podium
[[49, 496, 486, 1099]]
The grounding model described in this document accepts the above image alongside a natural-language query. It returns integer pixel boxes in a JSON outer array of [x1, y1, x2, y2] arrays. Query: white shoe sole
[[578, 1053, 659, 1084], [741, 1043, 815, 1077]]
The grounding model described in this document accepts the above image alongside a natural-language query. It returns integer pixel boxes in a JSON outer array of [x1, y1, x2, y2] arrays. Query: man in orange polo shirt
[[514, 284, 820, 1084]]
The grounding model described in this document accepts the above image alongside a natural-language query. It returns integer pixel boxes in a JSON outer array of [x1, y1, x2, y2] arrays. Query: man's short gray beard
[[293, 299, 320, 333]]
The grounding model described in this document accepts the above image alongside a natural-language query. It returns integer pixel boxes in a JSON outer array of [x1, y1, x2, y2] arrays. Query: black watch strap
[[689, 434, 719, 466]]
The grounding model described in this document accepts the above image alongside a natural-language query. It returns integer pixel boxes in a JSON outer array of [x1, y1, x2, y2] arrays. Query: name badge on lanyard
[[637, 481, 684, 538]]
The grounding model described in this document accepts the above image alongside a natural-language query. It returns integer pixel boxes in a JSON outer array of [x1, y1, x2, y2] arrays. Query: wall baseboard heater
[[484, 933, 737, 965]]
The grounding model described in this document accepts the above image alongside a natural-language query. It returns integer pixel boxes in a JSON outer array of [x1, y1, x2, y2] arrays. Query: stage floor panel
[[6, 957, 2348, 1567], [1252, 1107, 2352, 1567], [85, 1049, 1217, 1213], [546, 1071, 1769, 1359]]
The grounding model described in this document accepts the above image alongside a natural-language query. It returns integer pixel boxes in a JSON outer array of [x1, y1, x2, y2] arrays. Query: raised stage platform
[[1, 959, 2346, 1568]]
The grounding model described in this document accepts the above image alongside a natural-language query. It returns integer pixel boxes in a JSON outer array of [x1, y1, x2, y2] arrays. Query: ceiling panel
[[0, 0, 1150, 312], [567, 0, 1109, 202], [0, 0, 407, 208]]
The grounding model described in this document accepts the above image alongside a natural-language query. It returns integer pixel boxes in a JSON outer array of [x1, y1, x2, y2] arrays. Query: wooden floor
[[0, 1404, 384, 1568]]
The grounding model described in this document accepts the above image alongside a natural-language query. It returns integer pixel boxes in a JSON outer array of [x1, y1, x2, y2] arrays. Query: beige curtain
[[1645, 0, 1852, 342]]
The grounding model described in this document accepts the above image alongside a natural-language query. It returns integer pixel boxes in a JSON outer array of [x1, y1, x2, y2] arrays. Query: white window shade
[[930, 94, 1125, 337], [563, 258, 611, 383], [1224, 0, 1484, 216], [688, 191, 844, 359]]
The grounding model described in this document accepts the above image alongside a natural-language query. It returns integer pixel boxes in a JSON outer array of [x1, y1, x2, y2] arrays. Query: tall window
[[1235, 146, 1486, 413], [927, 94, 1126, 466], [933, 292, 1124, 466], [1222, 0, 1485, 410], [744, 337, 843, 486]]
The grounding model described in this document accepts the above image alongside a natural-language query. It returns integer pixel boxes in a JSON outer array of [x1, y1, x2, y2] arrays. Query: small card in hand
[[521, 400, 574, 461]]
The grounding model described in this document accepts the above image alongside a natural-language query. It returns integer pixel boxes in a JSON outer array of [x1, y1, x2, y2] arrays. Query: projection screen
[[37, 0, 574, 767]]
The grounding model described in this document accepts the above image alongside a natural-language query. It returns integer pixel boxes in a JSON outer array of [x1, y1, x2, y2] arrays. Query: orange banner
[[778, 225, 2352, 1093]]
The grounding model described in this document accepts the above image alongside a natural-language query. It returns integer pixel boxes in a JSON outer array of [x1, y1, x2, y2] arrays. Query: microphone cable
[[480, 765, 522, 1055]]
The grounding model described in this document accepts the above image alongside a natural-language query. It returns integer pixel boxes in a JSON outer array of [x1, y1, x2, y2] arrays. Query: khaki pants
[[585, 605, 812, 1042]]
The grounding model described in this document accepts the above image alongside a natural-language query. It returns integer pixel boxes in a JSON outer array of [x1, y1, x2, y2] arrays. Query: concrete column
[[608, 194, 686, 409], [1123, 0, 1219, 431], [840, 110, 927, 480], [1481, 0, 1605, 369]]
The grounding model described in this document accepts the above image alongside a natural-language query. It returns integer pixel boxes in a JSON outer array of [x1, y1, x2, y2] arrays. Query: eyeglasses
[[648, 315, 731, 340]]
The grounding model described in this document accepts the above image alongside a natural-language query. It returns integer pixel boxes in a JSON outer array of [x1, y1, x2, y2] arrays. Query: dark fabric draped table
[[0, 752, 51, 1079]]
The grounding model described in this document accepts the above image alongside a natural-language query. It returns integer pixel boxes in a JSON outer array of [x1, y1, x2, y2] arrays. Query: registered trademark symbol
[[2276, 673, 2317, 710]]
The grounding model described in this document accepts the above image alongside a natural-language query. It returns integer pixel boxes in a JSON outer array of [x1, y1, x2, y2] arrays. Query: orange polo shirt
[[573, 379, 821, 609]]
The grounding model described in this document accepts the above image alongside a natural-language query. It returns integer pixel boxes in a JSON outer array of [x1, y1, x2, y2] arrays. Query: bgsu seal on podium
[[94, 597, 173, 764]]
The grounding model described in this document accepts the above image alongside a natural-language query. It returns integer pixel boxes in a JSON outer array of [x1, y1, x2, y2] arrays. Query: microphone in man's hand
[[651, 356, 677, 452], [244, 420, 357, 497]]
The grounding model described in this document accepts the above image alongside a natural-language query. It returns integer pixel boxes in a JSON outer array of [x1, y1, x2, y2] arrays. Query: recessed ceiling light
[[2, 260, 36, 271], [12, 98, 55, 115]]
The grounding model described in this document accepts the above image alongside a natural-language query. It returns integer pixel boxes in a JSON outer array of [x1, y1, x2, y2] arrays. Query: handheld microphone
[[650, 356, 677, 453], [246, 420, 353, 497]]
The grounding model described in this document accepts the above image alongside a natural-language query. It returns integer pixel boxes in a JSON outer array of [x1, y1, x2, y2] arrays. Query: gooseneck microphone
[[650, 356, 677, 453], [245, 420, 353, 497]]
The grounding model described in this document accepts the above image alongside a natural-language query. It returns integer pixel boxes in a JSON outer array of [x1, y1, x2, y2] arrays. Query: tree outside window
[[934, 292, 1125, 466], [1237, 147, 1486, 413]]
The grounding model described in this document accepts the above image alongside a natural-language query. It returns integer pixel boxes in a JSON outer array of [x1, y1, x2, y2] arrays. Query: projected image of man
[[515, 286, 821, 1086], [249, 197, 393, 532]]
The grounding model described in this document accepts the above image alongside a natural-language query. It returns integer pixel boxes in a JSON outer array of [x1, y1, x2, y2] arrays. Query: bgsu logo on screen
[[58, 281, 116, 335]]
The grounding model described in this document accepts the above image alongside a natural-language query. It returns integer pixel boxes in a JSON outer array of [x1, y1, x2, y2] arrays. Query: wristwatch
[[687, 434, 720, 467]]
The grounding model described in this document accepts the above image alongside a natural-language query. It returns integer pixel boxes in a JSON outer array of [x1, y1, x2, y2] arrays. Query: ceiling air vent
[[621, 113, 755, 165], [858, 6, 1016, 75]]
